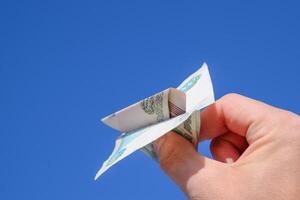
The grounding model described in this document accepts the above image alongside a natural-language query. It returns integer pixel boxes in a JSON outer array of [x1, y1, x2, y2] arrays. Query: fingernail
[[226, 158, 234, 164]]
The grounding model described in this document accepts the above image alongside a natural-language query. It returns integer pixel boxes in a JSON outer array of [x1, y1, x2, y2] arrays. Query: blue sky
[[1, 1, 300, 199]]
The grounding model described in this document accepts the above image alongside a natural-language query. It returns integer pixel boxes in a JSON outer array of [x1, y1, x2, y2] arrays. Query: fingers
[[211, 138, 240, 163], [153, 132, 222, 194], [210, 131, 248, 163], [199, 93, 276, 144]]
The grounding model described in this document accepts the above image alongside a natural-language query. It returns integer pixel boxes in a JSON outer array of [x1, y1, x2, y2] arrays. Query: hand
[[154, 94, 300, 200]]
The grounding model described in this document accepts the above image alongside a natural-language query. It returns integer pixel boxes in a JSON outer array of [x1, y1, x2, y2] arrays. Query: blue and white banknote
[[95, 63, 215, 180]]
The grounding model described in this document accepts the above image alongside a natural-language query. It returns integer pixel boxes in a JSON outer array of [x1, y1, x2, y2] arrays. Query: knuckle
[[285, 112, 300, 135], [221, 93, 241, 101], [272, 109, 300, 141], [279, 110, 300, 128], [159, 146, 178, 171], [220, 93, 247, 106]]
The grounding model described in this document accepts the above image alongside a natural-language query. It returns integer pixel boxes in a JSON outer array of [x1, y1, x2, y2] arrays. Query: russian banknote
[[102, 88, 186, 133], [95, 63, 215, 180]]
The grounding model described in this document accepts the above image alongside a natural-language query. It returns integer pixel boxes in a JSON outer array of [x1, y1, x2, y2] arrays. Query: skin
[[153, 93, 300, 200]]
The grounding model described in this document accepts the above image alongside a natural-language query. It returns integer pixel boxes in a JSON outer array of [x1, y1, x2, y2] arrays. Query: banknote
[[102, 88, 186, 133], [95, 63, 214, 180], [141, 110, 200, 161]]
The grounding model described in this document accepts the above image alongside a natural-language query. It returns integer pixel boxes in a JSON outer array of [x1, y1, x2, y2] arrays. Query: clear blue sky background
[[1, 1, 300, 199]]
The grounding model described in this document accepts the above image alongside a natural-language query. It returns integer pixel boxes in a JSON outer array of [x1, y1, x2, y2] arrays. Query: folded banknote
[[95, 63, 215, 180]]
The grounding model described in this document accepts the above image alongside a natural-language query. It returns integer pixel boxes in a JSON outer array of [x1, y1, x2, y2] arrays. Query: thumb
[[153, 132, 225, 197]]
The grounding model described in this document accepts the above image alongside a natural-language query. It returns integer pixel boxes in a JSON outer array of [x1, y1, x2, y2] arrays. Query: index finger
[[199, 93, 276, 144]]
